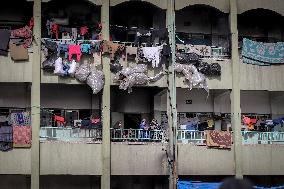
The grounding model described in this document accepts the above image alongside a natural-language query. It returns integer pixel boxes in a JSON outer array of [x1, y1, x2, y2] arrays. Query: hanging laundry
[[13, 126, 31, 148], [87, 66, 104, 94], [91, 41, 102, 53], [205, 130, 232, 149], [68, 59, 77, 77], [93, 52, 102, 65], [81, 44, 92, 54], [54, 57, 64, 76], [126, 46, 138, 61], [71, 28, 78, 40], [68, 44, 82, 61], [102, 41, 125, 60], [75, 61, 91, 82], [11, 26, 33, 48], [9, 43, 29, 61], [0, 29, 11, 56], [140, 45, 163, 68], [57, 43, 69, 58], [0, 125, 13, 152], [51, 23, 59, 40], [242, 38, 284, 65]]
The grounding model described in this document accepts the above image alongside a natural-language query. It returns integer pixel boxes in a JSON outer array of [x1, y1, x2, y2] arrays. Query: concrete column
[[31, 0, 41, 188], [229, 0, 243, 179], [101, 1, 111, 189], [167, 0, 177, 188]]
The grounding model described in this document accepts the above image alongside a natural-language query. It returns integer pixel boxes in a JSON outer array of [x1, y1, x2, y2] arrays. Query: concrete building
[[0, 0, 284, 189]]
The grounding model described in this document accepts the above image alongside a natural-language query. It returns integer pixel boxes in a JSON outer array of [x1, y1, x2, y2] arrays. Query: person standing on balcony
[[139, 119, 149, 140]]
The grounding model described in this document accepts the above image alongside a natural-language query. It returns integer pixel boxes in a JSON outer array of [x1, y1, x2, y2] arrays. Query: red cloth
[[80, 26, 89, 36], [68, 44, 82, 61], [54, 115, 65, 123], [11, 26, 33, 48], [13, 126, 31, 148], [51, 24, 59, 40]]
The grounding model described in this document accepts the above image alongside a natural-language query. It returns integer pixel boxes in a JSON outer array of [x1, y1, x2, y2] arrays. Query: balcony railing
[[177, 130, 206, 145], [242, 131, 284, 145], [110, 128, 167, 142], [39, 127, 284, 145], [40, 127, 102, 142]]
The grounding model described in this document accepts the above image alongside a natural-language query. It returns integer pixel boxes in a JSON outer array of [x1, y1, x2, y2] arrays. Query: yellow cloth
[[207, 119, 214, 128]]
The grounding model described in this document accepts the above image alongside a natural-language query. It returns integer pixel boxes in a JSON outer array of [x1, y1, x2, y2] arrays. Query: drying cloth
[[13, 126, 31, 148], [242, 38, 284, 65], [93, 52, 102, 65], [205, 130, 232, 149], [141, 46, 163, 68], [9, 43, 29, 61], [0, 125, 13, 142], [0, 29, 11, 56], [54, 57, 64, 76], [11, 26, 33, 48]]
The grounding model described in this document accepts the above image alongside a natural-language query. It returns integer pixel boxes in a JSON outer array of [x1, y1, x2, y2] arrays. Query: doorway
[[124, 114, 141, 129]]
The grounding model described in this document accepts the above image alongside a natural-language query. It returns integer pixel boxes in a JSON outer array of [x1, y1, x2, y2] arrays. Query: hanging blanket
[[13, 126, 31, 148], [242, 38, 284, 65], [205, 130, 232, 149], [0, 125, 13, 151]]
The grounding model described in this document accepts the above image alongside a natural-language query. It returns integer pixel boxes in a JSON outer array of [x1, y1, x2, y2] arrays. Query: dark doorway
[[124, 114, 141, 129]]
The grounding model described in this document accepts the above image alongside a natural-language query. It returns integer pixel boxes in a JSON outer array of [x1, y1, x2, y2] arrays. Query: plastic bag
[[209, 63, 221, 76], [54, 57, 64, 76], [174, 63, 208, 93], [198, 61, 210, 75], [75, 61, 90, 82], [42, 54, 57, 72], [87, 66, 104, 94], [68, 59, 77, 77], [110, 59, 123, 73]]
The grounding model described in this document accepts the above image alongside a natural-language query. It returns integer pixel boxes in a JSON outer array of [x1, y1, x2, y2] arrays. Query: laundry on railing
[[242, 38, 284, 65], [205, 130, 232, 149]]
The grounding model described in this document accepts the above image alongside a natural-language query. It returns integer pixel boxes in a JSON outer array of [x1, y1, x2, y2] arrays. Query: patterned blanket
[[242, 38, 284, 65], [13, 126, 31, 148], [205, 130, 232, 149]]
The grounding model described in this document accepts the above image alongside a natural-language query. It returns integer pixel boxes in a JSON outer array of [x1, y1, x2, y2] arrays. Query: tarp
[[177, 181, 284, 189]]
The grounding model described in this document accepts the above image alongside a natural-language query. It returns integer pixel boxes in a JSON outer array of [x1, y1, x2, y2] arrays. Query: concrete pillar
[[229, 0, 243, 179], [101, 0, 111, 189], [167, 0, 177, 188], [31, 0, 41, 188]]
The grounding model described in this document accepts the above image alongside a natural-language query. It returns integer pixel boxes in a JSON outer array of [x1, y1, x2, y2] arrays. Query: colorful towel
[[13, 126, 31, 148], [242, 38, 284, 65], [205, 130, 232, 149]]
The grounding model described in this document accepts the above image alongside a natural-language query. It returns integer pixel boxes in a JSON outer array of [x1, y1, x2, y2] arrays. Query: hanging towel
[[13, 126, 31, 148], [9, 43, 29, 61]]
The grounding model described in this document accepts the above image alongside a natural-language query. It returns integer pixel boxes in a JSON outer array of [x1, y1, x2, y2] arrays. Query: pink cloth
[[80, 26, 89, 36], [13, 126, 31, 148], [68, 45, 82, 61], [11, 26, 32, 48]]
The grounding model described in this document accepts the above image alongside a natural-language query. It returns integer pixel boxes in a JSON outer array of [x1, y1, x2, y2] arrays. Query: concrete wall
[[111, 143, 168, 175], [0, 149, 31, 174], [0, 53, 32, 83], [41, 84, 99, 110], [178, 144, 235, 175], [242, 145, 284, 175], [40, 143, 102, 175]]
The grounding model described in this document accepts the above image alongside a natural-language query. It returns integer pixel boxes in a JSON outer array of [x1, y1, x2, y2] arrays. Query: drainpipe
[[167, 0, 178, 188]]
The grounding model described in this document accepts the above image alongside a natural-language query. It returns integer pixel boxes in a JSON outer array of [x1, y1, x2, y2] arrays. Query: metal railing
[[177, 130, 206, 144], [40, 127, 102, 142], [110, 128, 167, 142], [39, 127, 284, 145], [242, 131, 284, 144]]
